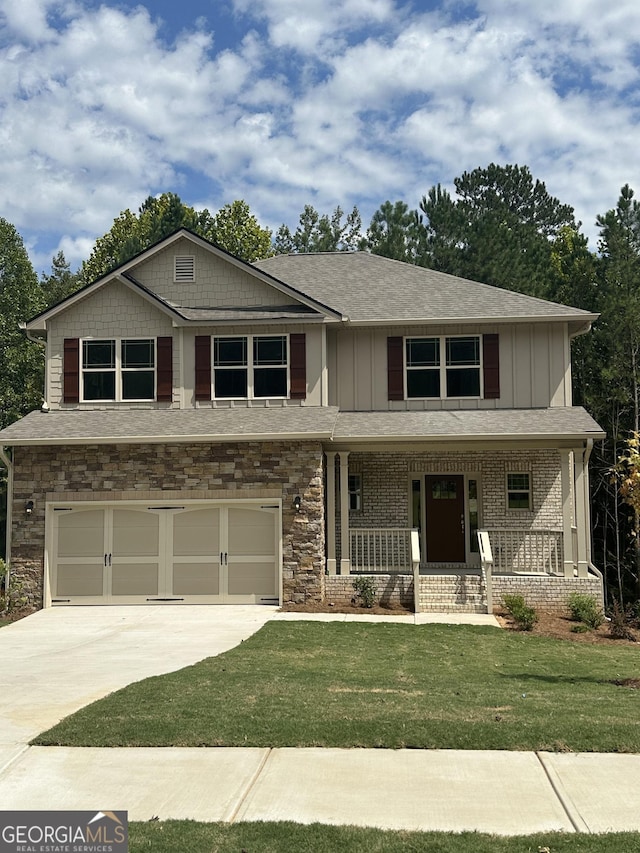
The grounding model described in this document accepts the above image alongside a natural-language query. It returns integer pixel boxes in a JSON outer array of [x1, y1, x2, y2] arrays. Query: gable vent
[[174, 255, 195, 282]]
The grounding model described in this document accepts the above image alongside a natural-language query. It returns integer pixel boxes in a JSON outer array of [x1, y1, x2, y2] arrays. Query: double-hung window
[[406, 336, 481, 399], [82, 338, 155, 401], [214, 335, 288, 399], [507, 472, 532, 510]]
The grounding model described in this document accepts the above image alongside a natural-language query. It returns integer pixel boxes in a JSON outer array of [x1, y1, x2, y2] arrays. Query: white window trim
[[80, 337, 157, 403], [506, 471, 533, 511], [404, 335, 484, 400], [348, 473, 362, 513], [213, 334, 290, 400]]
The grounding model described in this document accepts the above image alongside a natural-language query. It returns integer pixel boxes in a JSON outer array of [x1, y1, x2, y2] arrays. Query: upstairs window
[[405, 336, 481, 399], [214, 335, 288, 399], [82, 338, 155, 401]]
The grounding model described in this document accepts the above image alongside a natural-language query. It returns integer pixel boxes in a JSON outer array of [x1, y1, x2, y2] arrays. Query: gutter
[[0, 446, 12, 607]]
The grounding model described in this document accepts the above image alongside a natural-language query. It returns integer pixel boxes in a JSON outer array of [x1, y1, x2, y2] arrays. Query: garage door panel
[[56, 563, 104, 597], [112, 510, 159, 557], [227, 508, 275, 556], [111, 563, 159, 596], [228, 561, 277, 596], [173, 509, 220, 556], [172, 562, 220, 595], [57, 510, 105, 558]]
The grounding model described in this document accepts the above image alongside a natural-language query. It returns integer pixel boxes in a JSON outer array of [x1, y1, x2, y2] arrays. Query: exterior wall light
[[25, 500, 34, 516], [293, 496, 302, 513]]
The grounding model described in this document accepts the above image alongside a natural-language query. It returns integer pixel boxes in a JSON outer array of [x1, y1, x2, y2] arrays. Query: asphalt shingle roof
[[255, 253, 596, 325], [0, 406, 603, 445]]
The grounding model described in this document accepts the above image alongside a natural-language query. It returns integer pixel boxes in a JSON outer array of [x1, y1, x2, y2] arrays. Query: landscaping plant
[[567, 592, 605, 629], [501, 594, 538, 631]]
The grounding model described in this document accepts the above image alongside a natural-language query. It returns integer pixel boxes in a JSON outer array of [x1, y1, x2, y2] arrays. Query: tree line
[[1, 164, 640, 603]]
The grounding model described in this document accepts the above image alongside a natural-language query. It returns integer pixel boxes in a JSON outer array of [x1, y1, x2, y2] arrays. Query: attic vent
[[174, 255, 195, 282]]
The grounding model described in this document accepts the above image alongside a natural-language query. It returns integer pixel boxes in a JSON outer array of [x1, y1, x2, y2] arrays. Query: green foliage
[[352, 576, 376, 608], [608, 599, 636, 641], [363, 199, 427, 264], [419, 163, 577, 297], [40, 251, 81, 307], [501, 594, 538, 631], [81, 193, 272, 282], [274, 204, 363, 254], [0, 558, 28, 614], [567, 593, 605, 629], [0, 218, 45, 428]]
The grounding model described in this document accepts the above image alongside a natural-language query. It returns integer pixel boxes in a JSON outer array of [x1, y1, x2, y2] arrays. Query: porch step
[[418, 573, 487, 614]]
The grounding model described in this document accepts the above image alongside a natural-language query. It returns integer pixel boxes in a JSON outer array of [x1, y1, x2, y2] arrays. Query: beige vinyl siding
[[328, 323, 571, 411], [47, 281, 176, 409], [128, 237, 286, 307]]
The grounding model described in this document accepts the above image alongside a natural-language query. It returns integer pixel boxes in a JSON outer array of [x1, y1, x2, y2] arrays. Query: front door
[[425, 475, 466, 562]]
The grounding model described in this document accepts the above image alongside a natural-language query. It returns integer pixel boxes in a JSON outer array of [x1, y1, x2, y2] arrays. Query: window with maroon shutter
[[156, 336, 173, 402], [63, 338, 80, 403], [289, 333, 306, 399], [387, 337, 404, 401], [482, 334, 500, 399], [195, 336, 212, 401]]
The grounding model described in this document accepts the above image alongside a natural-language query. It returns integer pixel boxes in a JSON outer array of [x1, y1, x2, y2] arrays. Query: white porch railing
[[486, 529, 563, 575], [350, 528, 413, 573]]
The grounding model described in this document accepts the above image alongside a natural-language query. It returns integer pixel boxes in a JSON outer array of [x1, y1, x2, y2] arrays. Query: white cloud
[[1, 0, 640, 269]]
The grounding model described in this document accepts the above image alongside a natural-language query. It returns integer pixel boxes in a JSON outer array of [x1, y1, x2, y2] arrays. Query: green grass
[[35, 622, 640, 752], [128, 822, 640, 852]]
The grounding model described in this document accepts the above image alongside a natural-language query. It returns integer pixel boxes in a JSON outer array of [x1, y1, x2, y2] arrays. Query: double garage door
[[50, 502, 280, 605]]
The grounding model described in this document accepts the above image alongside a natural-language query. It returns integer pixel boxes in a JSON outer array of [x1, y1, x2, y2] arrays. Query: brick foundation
[[323, 574, 413, 608], [492, 574, 603, 614]]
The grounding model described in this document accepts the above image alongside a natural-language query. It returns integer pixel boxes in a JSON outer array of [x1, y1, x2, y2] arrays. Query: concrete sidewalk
[[1, 745, 639, 834]]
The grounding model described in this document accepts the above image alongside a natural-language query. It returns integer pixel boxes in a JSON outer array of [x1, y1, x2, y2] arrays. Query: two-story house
[[0, 229, 605, 613]]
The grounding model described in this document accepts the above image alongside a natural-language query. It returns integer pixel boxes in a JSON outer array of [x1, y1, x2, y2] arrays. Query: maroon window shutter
[[156, 336, 173, 402], [195, 335, 212, 401], [483, 334, 500, 399], [63, 338, 80, 403], [387, 336, 404, 401], [289, 333, 306, 400]]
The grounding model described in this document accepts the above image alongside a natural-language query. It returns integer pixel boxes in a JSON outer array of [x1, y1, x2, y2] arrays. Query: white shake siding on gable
[[46, 282, 176, 409], [129, 239, 287, 307], [327, 324, 572, 411]]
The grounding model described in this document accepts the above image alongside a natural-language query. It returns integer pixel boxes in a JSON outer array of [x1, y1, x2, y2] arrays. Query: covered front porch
[[323, 440, 601, 613]]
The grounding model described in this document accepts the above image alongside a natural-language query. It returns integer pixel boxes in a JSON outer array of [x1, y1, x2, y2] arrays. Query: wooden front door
[[425, 475, 466, 563]]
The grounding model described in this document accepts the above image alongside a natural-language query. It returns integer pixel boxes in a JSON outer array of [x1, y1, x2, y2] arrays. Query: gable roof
[[255, 252, 598, 328]]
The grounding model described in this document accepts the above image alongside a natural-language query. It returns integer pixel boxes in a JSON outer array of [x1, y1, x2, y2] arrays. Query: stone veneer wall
[[10, 440, 325, 609]]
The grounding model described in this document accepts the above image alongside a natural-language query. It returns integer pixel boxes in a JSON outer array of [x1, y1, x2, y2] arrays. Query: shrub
[[567, 593, 604, 629], [608, 599, 636, 641], [502, 594, 538, 631], [352, 576, 376, 609]]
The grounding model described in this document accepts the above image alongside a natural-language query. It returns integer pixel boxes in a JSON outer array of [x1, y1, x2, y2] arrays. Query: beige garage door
[[51, 503, 279, 605]]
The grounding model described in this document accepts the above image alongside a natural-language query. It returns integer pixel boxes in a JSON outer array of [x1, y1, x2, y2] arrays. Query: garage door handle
[[220, 552, 228, 565], [104, 553, 112, 567]]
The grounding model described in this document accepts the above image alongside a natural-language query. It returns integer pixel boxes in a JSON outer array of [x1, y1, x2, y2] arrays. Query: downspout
[[583, 438, 604, 585], [0, 446, 13, 607]]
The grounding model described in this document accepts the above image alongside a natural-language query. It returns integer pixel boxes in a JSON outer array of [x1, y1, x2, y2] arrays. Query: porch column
[[339, 451, 351, 575], [574, 445, 589, 578], [560, 449, 575, 577], [326, 451, 337, 575]]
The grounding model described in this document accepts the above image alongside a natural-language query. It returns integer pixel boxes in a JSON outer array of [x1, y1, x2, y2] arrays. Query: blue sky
[[1, 0, 640, 273]]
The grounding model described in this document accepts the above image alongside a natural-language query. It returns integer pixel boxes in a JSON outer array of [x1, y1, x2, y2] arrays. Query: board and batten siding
[[327, 324, 572, 411]]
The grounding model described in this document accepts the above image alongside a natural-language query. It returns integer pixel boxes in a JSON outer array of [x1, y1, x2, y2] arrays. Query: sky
[[1, 0, 640, 274]]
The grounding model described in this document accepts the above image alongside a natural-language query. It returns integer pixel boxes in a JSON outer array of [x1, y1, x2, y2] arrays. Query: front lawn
[[35, 622, 640, 752], [128, 822, 640, 853]]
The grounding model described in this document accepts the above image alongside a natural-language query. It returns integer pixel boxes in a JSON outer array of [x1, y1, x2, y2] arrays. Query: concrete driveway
[[0, 605, 275, 754]]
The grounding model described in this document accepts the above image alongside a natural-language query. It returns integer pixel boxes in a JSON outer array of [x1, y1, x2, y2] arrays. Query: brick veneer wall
[[10, 440, 325, 608], [492, 575, 603, 614], [324, 574, 413, 608]]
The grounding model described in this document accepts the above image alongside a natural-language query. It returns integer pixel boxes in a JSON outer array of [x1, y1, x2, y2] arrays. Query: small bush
[[608, 599, 636, 641], [502, 593, 538, 631], [567, 592, 604, 629], [352, 576, 376, 609]]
